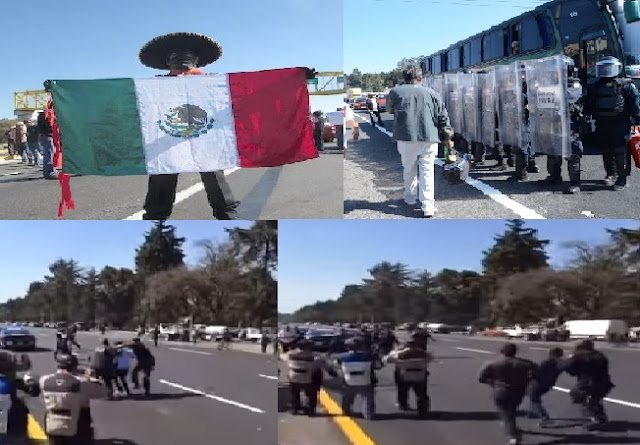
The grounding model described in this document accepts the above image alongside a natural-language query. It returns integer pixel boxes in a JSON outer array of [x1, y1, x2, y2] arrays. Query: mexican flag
[[51, 67, 318, 176]]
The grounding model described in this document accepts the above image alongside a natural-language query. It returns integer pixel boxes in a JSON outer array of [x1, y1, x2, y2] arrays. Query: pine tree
[[135, 221, 185, 276], [482, 219, 550, 276]]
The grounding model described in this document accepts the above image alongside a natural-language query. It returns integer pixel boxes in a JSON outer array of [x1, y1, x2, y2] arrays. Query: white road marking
[[354, 114, 546, 219], [168, 347, 213, 356], [530, 347, 549, 351], [552, 386, 640, 409], [123, 167, 240, 220], [159, 379, 265, 414], [438, 338, 458, 342], [258, 374, 278, 380], [456, 347, 493, 354]]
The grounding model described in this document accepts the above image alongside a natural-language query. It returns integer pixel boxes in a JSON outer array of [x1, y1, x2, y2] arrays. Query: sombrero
[[139, 32, 222, 70]]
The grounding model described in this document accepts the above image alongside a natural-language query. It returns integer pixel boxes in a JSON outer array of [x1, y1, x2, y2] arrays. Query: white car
[[245, 328, 263, 342]]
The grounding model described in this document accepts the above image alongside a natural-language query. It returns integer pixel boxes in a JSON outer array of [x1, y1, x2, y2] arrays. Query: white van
[[244, 328, 263, 342], [563, 320, 628, 340]]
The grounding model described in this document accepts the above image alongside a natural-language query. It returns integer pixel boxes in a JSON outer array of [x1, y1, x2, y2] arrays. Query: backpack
[[592, 79, 627, 120]]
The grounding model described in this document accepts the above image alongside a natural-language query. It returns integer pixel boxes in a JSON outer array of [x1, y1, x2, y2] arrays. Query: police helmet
[[562, 56, 577, 78], [459, 68, 472, 74], [596, 56, 622, 79], [56, 353, 78, 370], [43, 80, 53, 92]]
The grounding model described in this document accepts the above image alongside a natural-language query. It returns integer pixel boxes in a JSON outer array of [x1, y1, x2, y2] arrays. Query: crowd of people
[[374, 55, 640, 218], [4, 116, 58, 179], [281, 326, 615, 445]]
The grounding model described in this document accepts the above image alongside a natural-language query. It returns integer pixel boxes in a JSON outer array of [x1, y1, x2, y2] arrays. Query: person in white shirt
[[366, 94, 384, 127], [345, 105, 360, 143]]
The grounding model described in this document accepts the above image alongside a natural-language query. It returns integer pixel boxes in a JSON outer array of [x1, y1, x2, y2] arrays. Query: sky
[[344, 0, 548, 73], [278, 219, 640, 313], [0, 220, 253, 302], [0, 0, 343, 119]]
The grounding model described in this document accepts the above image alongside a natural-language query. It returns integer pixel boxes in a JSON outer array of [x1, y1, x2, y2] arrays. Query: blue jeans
[[39, 135, 55, 178], [27, 141, 42, 166], [341, 385, 375, 420]]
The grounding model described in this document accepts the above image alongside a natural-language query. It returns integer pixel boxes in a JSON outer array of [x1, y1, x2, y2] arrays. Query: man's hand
[[305, 68, 317, 80], [352, 128, 360, 141]]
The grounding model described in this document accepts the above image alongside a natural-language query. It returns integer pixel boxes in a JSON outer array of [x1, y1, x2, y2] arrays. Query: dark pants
[[115, 369, 130, 394], [546, 155, 581, 185], [601, 144, 630, 187], [153, 336, 158, 347], [570, 386, 608, 423], [369, 110, 383, 127], [95, 371, 114, 398], [132, 364, 152, 394], [396, 377, 429, 416], [290, 382, 318, 413], [336, 124, 345, 150], [143, 172, 239, 220], [529, 391, 550, 420], [493, 389, 524, 442]]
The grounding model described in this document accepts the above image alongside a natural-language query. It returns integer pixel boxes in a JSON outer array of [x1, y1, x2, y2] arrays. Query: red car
[[353, 97, 368, 110], [323, 122, 337, 142], [377, 95, 387, 112]]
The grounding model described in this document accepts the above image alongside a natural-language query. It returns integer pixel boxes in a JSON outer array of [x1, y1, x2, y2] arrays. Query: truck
[[347, 88, 362, 99], [562, 319, 628, 340]]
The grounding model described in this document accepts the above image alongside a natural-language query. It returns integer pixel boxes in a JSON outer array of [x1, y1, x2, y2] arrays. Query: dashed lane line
[[455, 347, 493, 354], [259, 374, 278, 380], [318, 389, 378, 445], [352, 113, 545, 219], [123, 167, 240, 220], [159, 379, 265, 414]]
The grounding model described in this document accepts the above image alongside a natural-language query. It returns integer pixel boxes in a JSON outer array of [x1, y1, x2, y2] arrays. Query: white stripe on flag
[[134, 75, 241, 174]]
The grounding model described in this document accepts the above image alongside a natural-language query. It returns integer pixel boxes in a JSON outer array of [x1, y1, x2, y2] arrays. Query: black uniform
[[130, 342, 155, 395], [479, 356, 538, 443], [564, 349, 614, 425], [586, 77, 640, 189], [510, 74, 538, 181]]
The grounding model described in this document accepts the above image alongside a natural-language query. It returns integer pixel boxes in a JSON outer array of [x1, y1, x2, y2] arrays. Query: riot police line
[[282, 329, 617, 445], [0, 336, 156, 444], [426, 55, 640, 193]]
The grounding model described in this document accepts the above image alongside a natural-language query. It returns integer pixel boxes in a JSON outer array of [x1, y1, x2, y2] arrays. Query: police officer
[[384, 340, 432, 418], [284, 340, 331, 416], [510, 65, 539, 182], [333, 338, 377, 420], [478, 343, 538, 445], [539, 57, 584, 194], [564, 339, 614, 429], [54, 329, 71, 360], [586, 56, 640, 190], [40, 353, 105, 445], [129, 338, 155, 396]]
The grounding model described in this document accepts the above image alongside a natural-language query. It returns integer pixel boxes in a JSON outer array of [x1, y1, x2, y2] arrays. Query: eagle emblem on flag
[[157, 104, 215, 138]]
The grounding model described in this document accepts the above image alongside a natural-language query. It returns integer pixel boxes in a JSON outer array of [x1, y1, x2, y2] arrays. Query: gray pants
[[341, 385, 375, 420]]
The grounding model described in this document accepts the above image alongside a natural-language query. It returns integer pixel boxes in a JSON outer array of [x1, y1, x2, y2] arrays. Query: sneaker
[[603, 176, 616, 186], [567, 185, 580, 194], [508, 439, 519, 445], [613, 177, 627, 191], [404, 198, 417, 206]]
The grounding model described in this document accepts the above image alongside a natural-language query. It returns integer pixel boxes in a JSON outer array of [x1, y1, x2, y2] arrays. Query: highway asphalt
[[294, 332, 640, 445], [0, 144, 342, 220], [345, 110, 640, 219], [12, 328, 277, 444]]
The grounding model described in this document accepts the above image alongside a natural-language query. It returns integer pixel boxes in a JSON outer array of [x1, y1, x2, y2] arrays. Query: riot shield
[[495, 63, 523, 148], [444, 73, 463, 135], [477, 70, 497, 147], [525, 55, 570, 157], [460, 73, 479, 142]]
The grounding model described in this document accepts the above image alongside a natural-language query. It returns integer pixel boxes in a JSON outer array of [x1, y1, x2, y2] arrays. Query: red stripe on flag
[[228, 68, 318, 168]]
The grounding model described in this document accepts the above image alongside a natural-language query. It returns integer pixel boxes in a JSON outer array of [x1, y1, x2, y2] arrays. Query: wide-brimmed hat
[[139, 32, 222, 70]]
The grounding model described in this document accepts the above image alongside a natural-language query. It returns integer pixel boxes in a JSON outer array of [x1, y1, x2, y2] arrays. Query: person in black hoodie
[[564, 339, 614, 429], [527, 347, 564, 426], [129, 338, 156, 396]]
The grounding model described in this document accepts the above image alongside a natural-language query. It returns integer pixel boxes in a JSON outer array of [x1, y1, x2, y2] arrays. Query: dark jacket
[[479, 356, 538, 396], [387, 83, 454, 143], [564, 350, 614, 394], [528, 358, 563, 396], [586, 78, 640, 146]]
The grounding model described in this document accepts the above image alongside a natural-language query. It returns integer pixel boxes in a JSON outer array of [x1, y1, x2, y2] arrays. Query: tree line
[[346, 57, 423, 92], [289, 220, 640, 327], [0, 221, 277, 329]]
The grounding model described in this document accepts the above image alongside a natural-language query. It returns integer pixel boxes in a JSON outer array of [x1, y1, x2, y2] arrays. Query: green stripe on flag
[[52, 78, 147, 176]]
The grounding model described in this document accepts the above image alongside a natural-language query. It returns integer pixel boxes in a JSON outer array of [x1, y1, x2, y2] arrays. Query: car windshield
[[355, 98, 367, 102], [3, 328, 29, 335]]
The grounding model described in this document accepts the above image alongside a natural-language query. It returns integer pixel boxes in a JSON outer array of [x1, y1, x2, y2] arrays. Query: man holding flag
[[48, 31, 319, 218]]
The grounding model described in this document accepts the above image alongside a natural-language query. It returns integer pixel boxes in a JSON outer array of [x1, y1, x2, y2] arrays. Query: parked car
[[0, 327, 36, 351], [323, 122, 337, 142]]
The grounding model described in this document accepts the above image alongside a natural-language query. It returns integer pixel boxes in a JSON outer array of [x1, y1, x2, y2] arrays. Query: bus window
[[510, 23, 520, 55], [464, 42, 471, 67], [558, 0, 608, 46], [449, 47, 461, 71], [441, 52, 448, 72], [470, 38, 482, 65], [482, 34, 491, 62], [488, 29, 504, 60], [521, 16, 543, 52], [535, 13, 554, 48], [433, 55, 441, 74]]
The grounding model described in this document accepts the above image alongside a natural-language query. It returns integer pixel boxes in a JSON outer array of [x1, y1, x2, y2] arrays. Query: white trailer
[[562, 319, 628, 340]]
